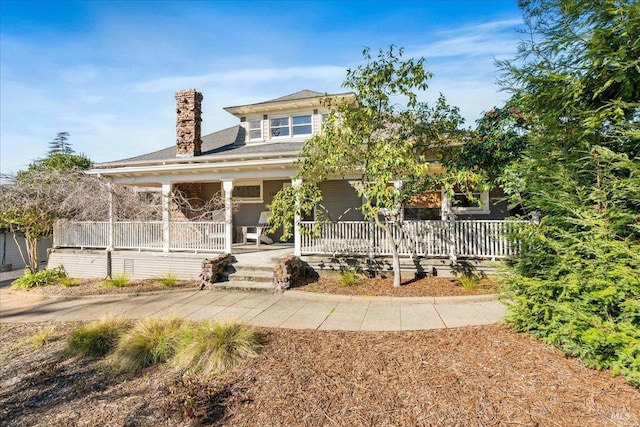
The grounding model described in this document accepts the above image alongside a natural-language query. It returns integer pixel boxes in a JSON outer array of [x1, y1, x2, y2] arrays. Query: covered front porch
[[53, 217, 521, 261]]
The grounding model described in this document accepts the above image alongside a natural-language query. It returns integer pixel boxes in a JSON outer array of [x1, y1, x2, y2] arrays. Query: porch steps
[[213, 263, 275, 293]]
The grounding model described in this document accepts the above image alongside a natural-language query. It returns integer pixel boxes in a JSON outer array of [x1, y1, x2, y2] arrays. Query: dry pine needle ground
[[1, 322, 638, 426]]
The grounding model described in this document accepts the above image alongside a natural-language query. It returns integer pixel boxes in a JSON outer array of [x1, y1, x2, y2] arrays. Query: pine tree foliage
[[48, 131, 72, 155], [499, 0, 640, 385]]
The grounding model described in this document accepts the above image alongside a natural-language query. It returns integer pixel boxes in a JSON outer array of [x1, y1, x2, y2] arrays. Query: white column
[[162, 183, 171, 252], [223, 180, 234, 254], [441, 190, 450, 220], [107, 181, 114, 251], [293, 178, 302, 257]]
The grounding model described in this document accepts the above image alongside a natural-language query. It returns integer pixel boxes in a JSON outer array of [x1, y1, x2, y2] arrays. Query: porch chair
[[242, 211, 274, 246]]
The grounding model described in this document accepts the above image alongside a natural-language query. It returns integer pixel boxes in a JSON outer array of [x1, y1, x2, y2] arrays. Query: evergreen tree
[[500, 0, 640, 385], [48, 131, 72, 155]]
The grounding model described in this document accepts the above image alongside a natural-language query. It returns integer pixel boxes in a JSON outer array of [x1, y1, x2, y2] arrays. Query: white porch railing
[[54, 221, 226, 253], [54, 219, 522, 259], [299, 219, 523, 260]]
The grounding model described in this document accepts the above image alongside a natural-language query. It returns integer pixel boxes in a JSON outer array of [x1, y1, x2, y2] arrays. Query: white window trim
[[442, 190, 490, 215], [232, 180, 263, 203], [248, 119, 262, 141], [269, 112, 313, 140]]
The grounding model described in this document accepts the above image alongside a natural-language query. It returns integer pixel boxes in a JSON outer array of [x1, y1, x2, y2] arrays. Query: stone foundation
[[200, 254, 232, 289]]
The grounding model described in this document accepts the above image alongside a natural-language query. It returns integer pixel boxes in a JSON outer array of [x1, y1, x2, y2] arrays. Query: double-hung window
[[270, 114, 312, 138], [249, 120, 262, 140], [270, 117, 290, 137], [292, 115, 312, 135]]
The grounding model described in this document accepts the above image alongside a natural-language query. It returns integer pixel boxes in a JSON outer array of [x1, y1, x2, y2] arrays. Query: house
[[50, 89, 518, 279], [0, 229, 50, 272]]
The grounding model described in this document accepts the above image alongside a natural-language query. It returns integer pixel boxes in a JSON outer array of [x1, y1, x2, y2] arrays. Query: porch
[[53, 218, 522, 261]]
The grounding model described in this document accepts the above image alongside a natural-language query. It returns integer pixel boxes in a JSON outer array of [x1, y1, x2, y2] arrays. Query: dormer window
[[292, 115, 312, 135], [269, 114, 313, 138], [249, 120, 262, 140], [270, 117, 290, 137]]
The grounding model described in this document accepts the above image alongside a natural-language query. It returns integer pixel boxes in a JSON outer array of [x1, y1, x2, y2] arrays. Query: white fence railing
[[300, 219, 523, 260], [54, 221, 226, 253], [54, 219, 522, 259]]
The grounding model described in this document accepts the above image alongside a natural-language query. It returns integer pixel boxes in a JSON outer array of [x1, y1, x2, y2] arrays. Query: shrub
[[106, 274, 131, 288], [458, 272, 481, 290], [11, 266, 67, 289], [114, 317, 183, 372], [155, 274, 178, 287], [29, 325, 59, 348], [338, 269, 360, 287], [67, 317, 131, 358], [174, 321, 262, 378]]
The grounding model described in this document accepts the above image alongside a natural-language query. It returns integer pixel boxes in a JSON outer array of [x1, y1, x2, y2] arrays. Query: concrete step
[[225, 263, 274, 274], [211, 280, 274, 293], [220, 270, 274, 283]]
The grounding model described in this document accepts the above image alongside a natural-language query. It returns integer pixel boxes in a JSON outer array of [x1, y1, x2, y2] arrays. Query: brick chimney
[[175, 89, 203, 157]]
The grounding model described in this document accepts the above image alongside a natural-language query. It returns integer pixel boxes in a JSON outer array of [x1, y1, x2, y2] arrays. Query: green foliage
[[11, 266, 67, 289], [67, 317, 131, 358], [106, 274, 131, 288], [174, 320, 262, 378], [268, 46, 476, 287], [500, 0, 640, 386], [114, 317, 184, 372], [443, 104, 529, 185], [155, 273, 178, 287], [338, 270, 360, 287], [48, 131, 72, 156], [457, 272, 481, 290], [29, 152, 92, 172]]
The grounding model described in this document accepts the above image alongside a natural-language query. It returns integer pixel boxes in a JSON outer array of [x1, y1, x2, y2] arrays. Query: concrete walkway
[[0, 286, 506, 331]]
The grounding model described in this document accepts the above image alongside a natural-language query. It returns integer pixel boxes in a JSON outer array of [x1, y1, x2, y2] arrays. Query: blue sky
[[0, 0, 524, 173]]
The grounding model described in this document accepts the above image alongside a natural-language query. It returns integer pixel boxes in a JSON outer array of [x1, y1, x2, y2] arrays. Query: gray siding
[[318, 180, 364, 221], [233, 179, 289, 242], [48, 249, 209, 280], [1, 233, 51, 271], [48, 249, 107, 278], [111, 251, 203, 280]]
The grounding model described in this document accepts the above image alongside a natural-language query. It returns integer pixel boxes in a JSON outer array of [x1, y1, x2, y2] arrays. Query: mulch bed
[[298, 274, 497, 297], [13, 279, 199, 296], [11, 275, 494, 298], [1, 322, 638, 426]]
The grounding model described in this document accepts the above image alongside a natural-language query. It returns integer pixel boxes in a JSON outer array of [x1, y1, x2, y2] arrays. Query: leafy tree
[[269, 46, 476, 287], [499, 0, 640, 385], [442, 103, 529, 185]]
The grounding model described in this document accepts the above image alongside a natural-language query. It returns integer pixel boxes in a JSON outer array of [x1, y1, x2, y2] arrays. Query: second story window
[[249, 120, 262, 140], [292, 115, 312, 135], [270, 114, 313, 138], [270, 117, 290, 137]]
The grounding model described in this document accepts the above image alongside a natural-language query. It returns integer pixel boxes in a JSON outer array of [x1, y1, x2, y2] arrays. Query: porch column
[[162, 183, 171, 252], [292, 178, 302, 257], [223, 180, 234, 254], [448, 212, 457, 263], [107, 181, 114, 251]]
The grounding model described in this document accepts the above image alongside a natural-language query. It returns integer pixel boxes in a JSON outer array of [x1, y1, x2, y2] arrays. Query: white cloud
[[134, 66, 346, 94]]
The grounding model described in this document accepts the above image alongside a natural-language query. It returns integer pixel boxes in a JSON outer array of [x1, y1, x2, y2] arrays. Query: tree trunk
[[26, 234, 40, 273], [382, 224, 402, 287]]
